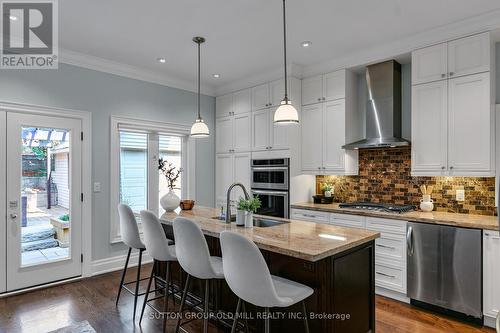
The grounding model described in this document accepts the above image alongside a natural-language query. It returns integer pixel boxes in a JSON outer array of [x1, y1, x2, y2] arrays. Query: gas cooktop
[[339, 202, 416, 214]]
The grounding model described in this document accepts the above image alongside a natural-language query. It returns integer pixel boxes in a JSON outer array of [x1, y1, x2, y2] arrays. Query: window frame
[[110, 116, 195, 243]]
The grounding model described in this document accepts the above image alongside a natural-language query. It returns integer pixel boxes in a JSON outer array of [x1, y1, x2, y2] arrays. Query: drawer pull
[[376, 271, 396, 279], [376, 244, 396, 250], [302, 214, 317, 218]]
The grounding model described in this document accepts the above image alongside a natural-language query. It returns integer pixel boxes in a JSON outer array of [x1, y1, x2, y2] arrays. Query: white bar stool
[[220, 231, 313, 333], [173, 217, 225, 333], [139, 210, 178, 331], [116, 204, 148, 321]]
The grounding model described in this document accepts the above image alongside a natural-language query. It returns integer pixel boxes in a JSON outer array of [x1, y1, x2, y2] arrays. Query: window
[[110, 117, 195, 243]]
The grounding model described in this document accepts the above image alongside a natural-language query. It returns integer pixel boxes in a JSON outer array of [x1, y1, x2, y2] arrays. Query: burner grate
[[339, 202, 416, 214]]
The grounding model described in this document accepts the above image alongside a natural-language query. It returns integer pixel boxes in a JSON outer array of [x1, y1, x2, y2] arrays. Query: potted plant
[[236, 197, 247, 226], [243, 196, 261, 228], [158, 158, 182, 211], [321, 182, 334, 198]]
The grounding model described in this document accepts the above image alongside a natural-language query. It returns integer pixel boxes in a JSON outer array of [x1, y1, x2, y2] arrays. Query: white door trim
[[0, 101, 92, 278], [0, 111, 5, 292]]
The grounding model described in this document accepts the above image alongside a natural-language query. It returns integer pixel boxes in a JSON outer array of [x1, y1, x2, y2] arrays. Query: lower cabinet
[[484, 230, 500, 327], [290, 209, 408, 299]]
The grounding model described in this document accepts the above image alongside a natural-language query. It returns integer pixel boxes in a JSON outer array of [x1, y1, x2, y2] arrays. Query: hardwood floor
[[0, 264, 494, 333]]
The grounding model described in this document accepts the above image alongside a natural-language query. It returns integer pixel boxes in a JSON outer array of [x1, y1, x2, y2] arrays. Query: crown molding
[[59, 49, 216, 96], [214, 63, 303, 96]]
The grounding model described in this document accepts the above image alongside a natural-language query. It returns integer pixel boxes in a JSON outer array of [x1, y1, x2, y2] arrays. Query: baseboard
[[376, 286, 410, 303], [484, 314, 498, 329], [91, 251, 153, 276]]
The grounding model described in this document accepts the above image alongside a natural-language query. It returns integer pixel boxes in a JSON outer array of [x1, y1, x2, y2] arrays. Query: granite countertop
[[291, 202, 499, 230], [160, 206, 380, 262]]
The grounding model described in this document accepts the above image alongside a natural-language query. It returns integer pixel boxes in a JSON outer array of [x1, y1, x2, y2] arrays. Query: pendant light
[[190, 36, 210, 138], [273, 0, 299, 125]]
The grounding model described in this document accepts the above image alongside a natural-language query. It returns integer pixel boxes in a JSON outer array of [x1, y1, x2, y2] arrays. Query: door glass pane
[[119, 131, 148, 217], [21, 127, 70, 266], [158, 135, 182, 215]]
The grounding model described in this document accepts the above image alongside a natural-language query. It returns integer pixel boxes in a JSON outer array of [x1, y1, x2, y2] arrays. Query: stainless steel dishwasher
[[407, 222, 482, 322]]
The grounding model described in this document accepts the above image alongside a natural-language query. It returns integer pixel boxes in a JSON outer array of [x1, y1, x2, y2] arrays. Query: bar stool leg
[[302, 301, 309, 333], [139, 260, 155, 325], [163, 261, 171, 332], [116, 247, 132, 306], [241, 301, 250, 333], [203, 279, 210, 333], [133, 248, 144, 321], [175, 274, 191, 333], [264, 307, 270, 333], [231, 298, 242, 333]]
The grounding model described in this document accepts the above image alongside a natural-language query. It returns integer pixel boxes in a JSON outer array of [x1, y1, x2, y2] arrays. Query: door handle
[[406, 226, 414, 256], [10, 213, 18, 219]]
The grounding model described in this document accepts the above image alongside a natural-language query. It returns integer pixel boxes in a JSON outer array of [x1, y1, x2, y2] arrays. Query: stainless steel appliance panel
[[407, 222, 482, 318], [251, 189, 289, 219]]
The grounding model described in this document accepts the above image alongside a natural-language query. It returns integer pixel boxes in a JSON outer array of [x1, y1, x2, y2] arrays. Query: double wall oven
[[251, 158, 289, 218]]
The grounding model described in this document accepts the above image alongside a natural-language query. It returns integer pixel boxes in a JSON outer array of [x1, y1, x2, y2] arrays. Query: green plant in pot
[[321, 183, 334, 198], [236, 196, 261, 228]]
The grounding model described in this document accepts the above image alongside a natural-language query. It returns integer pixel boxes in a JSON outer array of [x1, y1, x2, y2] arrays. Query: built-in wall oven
[[251, 158, 289, 218]]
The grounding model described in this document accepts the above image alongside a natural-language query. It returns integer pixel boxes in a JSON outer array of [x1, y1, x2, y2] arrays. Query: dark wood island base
[[159, 222, 375, 333]]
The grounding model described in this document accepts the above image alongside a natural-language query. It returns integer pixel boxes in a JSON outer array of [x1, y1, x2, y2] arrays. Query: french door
[[1, 111, 82, 292]]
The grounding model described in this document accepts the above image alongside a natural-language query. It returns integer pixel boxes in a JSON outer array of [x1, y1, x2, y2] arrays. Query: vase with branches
[[158, 158, 183, 211]]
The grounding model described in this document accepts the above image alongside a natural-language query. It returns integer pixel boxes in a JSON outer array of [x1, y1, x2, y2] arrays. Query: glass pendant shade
[[274, 99, 299, 124], [190, 118, 209, 137]]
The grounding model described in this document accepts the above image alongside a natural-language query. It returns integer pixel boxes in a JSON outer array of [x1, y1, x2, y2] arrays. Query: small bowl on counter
[[180, 200, 195, 210]]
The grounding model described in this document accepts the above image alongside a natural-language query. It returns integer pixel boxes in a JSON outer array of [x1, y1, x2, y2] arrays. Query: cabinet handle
[[269, 146, 272, 150], [317, 167, 321, 170], [376, 271, 396, 279], [322, 97, 326, 101], [317, 98, 321, 101], [441, 166, 445, 170], [376, 244, 396, 250], [449, 166, 454, 170], [322, 167, 326, 169], [449, 72, 454, 76], [441, 73, 446, 78]]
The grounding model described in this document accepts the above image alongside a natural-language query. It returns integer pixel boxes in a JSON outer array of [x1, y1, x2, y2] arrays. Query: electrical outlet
[[456, 189, 465, 202]]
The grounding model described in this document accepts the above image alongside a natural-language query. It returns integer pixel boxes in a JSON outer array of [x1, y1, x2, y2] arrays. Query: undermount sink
[[211, 215, 288, 228]]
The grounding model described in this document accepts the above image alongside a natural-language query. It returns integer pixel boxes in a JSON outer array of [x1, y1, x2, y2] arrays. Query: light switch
[[456, 189, 465, 202], [93, 182, 101, 193]]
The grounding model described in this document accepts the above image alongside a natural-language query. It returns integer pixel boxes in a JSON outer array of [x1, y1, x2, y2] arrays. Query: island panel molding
[[316, 147, 496, 216]]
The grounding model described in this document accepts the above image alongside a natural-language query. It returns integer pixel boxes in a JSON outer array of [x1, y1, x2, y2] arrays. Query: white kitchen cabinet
[[215, 153, 234, 204], [252, 83, 271, 110], [216, 94, 233, 118], [448, 72, 492, 173], [216, 116, 233, 153], [302, 70, 346, 106], [216, 112, 251, 154], [301, 103, 323, 171], [323, 100, 346, 171], [448, 33, 490, 79], [411, 32, 490, 85], [329, 213, 365, 229], [483, 230, 500, 324], [411, 43, 448, 85], [215, 152, 251, 204], [301, 99, 358, 175], [290, 208, 329, 224], [232, 89, 252, 115], [411, 80, 448, 174], [251, 109, 270, 151], [302, 75, 323, 105], [270, 79, 285, 107]]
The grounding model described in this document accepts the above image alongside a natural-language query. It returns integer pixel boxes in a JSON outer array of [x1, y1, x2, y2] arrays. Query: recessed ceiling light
[[212, 74, 220, 78], [9, 15, 18, 21], [157, 58, 166, 63], [301, 41, 312, 48]]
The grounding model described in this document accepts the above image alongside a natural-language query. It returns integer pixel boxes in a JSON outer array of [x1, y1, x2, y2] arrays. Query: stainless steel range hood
[[343, 60, 409, 149]]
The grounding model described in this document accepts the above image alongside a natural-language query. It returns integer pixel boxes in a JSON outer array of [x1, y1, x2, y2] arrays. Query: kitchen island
[[159, 206, 379, 333]]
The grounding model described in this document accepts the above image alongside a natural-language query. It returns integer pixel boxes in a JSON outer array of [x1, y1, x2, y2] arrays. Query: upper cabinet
[[301, 70, 361, 175], [411, 32, 494, 177], [216, 112, 251, 153], [302, 69, 346, 105], [216, 88, 251, 118], [412, 32, 490, 85], [252, 78, 298, 110]]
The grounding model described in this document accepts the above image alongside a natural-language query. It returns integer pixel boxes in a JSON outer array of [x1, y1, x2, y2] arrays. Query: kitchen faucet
[[226, 183, 250, 224]]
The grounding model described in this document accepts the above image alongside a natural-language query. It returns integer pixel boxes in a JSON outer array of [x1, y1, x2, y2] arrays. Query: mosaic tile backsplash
[[316, 147, 496, 215]]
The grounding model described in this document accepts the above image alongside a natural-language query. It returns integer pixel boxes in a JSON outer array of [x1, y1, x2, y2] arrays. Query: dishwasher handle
[[406, 226, 414, 256]]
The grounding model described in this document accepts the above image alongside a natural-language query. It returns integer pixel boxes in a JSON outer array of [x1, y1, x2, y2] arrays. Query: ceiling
[[59, 0, 500, 94]]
